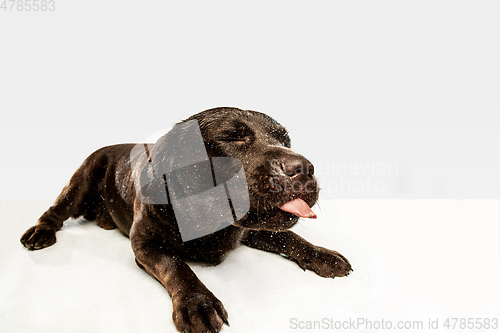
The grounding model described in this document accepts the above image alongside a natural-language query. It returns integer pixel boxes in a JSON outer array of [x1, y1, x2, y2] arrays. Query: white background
[[1, 1, 499, 332]]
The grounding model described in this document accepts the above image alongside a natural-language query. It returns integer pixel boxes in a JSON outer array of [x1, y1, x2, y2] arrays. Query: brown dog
[[21, 107, 352, 333]]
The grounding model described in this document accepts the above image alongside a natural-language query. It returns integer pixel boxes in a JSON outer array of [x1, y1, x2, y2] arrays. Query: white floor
[[1, 199, 499, 333]]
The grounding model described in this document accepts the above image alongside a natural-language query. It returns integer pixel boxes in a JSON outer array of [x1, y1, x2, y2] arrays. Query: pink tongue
[[279, 198, 317, 219]]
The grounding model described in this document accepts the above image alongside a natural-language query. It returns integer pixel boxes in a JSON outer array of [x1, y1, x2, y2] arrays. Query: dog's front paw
[[20, 224, 57, 250], [297, 246, 352, 278], [172, 292, 229, 333]]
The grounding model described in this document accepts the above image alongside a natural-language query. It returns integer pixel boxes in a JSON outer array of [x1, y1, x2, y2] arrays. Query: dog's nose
[[281, 156, 314, 182]]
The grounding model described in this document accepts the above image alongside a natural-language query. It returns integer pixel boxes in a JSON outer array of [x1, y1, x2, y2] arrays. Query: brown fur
[[21, 107, 352, 333]]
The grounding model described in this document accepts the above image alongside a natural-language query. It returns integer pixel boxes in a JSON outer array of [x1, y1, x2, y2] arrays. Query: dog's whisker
[[316, 201, 326, 219], [295, 220, 307, 231]]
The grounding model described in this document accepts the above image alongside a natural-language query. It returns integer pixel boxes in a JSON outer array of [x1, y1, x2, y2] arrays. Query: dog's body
[[21, 107, 351, 333]]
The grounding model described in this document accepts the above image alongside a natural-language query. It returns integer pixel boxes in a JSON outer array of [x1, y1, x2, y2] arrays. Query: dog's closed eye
[[218, 134, 248, 143], [217, 126, 254, 145]]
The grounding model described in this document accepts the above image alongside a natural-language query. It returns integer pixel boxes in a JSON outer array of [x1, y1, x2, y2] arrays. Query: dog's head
[[185, 107, 319, 231], [133, 107, 319, 239]]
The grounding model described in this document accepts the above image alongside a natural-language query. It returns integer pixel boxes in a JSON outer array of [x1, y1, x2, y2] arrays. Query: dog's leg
[[20, 153, 108, 250], [131, 236, 229, 333], [242, 230, 352, 278]]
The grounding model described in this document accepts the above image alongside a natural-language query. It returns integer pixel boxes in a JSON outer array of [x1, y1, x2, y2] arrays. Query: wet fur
[[21, 107, 352, 333]]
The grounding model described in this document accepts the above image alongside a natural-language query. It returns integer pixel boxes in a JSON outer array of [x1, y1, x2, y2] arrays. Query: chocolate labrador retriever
[[21, 107, 352, 333]]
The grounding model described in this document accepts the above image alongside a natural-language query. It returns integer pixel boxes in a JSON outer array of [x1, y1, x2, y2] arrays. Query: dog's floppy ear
[[150, 119, 209, 179], [130, 120, 208, 205], [130, 142, 169, 205]]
